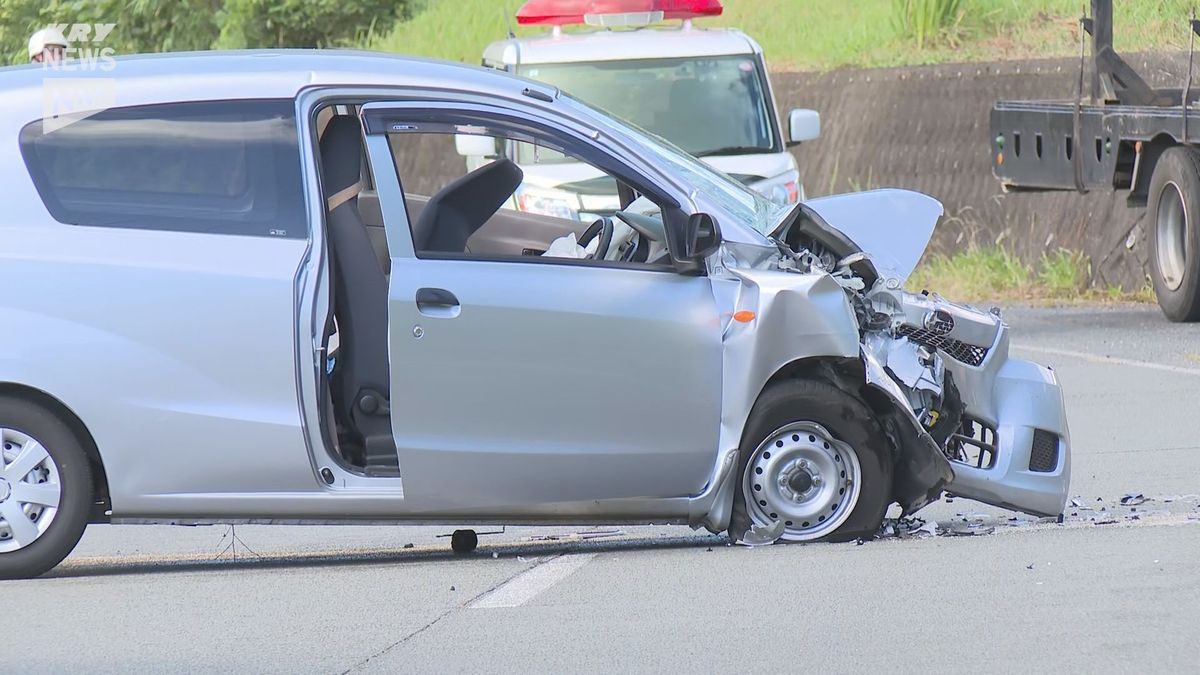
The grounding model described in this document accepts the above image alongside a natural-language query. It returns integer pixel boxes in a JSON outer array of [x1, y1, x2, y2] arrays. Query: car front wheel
[[729, 379, 892, 544], [0, 397, 93, 579]]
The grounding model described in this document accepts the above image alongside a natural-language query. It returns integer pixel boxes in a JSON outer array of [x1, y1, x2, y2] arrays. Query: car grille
[[895, 325, 989, 367], [1029, 429, 1060, 472]]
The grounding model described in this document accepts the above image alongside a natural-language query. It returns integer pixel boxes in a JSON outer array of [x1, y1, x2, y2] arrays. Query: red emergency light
[[516, 0, 723, 26]]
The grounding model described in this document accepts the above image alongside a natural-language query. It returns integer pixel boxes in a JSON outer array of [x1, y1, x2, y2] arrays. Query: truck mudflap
[[944, 358, 1071, 517]]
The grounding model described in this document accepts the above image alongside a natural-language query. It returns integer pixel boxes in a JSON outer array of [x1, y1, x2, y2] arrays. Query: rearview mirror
[[670, 212, 722, 274], [454, 134, 497, 158], [787, 108, 821, 146]]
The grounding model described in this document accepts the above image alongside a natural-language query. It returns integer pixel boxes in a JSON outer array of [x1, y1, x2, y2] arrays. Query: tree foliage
[[0, 0, 408, 65], [218, 0, 406, 49]]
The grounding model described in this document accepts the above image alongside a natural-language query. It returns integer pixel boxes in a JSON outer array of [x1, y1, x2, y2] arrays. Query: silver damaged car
[[0, 51, 1070, 578]]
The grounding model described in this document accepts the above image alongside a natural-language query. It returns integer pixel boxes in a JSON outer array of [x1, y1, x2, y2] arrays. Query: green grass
[[1037, 248, 1090, 298], [371, 0, 1200, 71], [907, 245, 1153, 303]]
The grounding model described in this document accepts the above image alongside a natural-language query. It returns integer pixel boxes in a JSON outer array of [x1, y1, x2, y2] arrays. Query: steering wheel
[[578, 217, 615, 261]]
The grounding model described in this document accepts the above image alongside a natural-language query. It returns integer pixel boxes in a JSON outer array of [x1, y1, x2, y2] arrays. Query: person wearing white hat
[[28, 27, 68, 64]]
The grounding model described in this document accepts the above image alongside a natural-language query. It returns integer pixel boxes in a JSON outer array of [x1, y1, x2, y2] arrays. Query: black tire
[[0, 397, 93, 579], [1148, 146, 1200, 322], [729, 379, 892, 544]]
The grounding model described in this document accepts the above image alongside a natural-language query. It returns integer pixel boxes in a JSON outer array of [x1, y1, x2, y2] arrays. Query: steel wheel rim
[[742, 421, 862, 541], [1156, 181, 1189, 291], [0, 428, 62, 553]]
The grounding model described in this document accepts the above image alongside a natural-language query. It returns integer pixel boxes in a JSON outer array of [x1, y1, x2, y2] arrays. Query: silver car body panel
[[0, 52, 1070, 529], [942, 328, 1072, 516]]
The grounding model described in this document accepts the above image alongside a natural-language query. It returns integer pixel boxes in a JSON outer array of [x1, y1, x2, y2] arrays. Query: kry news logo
[[40, 24, 119, 133]]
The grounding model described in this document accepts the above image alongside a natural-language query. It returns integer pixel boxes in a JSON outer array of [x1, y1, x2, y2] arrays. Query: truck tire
[[1148, 146, 1200, 322], [728, 379, 892, 544], [0, 397, 93, 579]]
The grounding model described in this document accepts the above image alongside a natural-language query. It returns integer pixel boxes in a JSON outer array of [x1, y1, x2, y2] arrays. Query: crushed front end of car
[[723, 188, 1070, 519]]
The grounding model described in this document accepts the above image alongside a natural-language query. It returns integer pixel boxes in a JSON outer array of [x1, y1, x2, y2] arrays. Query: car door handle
[[415, 287, 460, 318]]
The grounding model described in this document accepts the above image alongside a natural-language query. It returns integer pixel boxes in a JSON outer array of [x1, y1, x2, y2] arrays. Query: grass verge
[[907, 246, 1154, 304], [372, 0, 1199, 72]]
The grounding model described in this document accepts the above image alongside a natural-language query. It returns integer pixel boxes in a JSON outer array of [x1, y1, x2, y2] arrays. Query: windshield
[[547, 93, 785, 241], [518, 55, 778, 159]]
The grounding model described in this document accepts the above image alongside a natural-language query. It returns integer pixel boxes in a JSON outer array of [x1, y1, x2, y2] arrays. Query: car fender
[[694, 269, 859, 532]]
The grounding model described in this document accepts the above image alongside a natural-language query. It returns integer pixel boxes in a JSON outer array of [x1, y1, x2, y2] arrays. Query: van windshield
[[518, 55, 777, 161]]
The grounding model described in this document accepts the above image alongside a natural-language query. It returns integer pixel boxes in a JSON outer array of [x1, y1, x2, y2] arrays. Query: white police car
[[468, 0, 820, 219]]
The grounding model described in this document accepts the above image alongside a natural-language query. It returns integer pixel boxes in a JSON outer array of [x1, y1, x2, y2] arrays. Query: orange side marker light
[[733, 310, 756, 323]]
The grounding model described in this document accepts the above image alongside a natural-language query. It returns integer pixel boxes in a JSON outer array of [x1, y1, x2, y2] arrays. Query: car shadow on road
[[41, 533, 731, 580]]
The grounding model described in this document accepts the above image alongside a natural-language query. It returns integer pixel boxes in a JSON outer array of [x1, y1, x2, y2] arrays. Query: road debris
[[873, 491, 1200, 540], [738, 521, 785, 546], [526, 529, 625, 542]]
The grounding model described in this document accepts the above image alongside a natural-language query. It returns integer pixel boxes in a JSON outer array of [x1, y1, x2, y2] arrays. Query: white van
[[468, 0, 820, 219]]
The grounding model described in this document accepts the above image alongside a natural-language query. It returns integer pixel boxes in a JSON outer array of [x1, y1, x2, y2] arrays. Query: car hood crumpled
[[798, 189, 944, 283]]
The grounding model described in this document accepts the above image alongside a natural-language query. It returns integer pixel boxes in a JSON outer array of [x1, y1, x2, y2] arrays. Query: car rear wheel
[[729, 379, 892, 544], [1148, 146, 1200, 322], [0, 397, 92, 579]]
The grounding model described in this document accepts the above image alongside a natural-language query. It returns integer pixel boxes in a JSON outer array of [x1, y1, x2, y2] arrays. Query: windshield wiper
[[695, 145, 774, 158]]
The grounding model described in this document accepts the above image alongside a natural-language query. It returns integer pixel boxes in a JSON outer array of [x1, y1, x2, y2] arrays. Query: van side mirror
[[787, 108, 821, 146], [454, 134, 498, 158], [670, 212, 722, 274]]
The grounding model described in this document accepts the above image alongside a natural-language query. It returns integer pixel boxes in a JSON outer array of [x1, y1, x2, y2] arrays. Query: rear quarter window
[[19, 99, 307, 239]]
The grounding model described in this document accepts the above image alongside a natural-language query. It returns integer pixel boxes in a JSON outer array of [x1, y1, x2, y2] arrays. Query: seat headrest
[[320, 116, 363, 205]]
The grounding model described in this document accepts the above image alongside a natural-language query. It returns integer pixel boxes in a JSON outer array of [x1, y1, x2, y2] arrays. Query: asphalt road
[[3, 303, 1199, 673]]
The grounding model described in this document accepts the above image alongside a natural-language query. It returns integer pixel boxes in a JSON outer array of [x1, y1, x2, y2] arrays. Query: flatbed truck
[[991, 0, 1200, 321]]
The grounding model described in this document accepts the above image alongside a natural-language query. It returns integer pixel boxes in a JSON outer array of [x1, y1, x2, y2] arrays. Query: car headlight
[[755, 171, 802, 206], [516, 186, 581, 220]]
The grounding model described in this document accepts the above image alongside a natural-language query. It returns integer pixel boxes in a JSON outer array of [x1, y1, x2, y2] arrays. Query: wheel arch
[[758, 355, 895, 422], [755, 353, 955, 510], [0, 382, 111, 522], [1128, 133, 1182, 207]]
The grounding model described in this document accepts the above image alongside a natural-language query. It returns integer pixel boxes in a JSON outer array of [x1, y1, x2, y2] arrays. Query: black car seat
[[319, 116, 397, 468], [411, 158, 524, 253]]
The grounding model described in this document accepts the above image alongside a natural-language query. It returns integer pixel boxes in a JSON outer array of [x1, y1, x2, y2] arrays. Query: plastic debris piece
[[916, 520, 939, 537], [739, 520, 785, 546], [1070, 498, 1085, 508], [943, 522, 996, 536], [1120, 493, 1146, 506], [492, 552, 499, 558]]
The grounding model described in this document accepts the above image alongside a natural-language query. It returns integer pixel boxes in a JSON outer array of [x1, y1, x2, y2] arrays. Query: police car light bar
[[516, 0, 722, 27]]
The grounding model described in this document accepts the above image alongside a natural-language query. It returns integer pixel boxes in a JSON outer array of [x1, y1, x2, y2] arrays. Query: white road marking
[[1012, 344, 1200, 378], [468, 553, 596, 609]]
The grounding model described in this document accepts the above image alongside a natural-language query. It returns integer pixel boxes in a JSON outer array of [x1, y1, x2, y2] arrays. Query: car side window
[[18, 99, 307, 239], [384, 122, 673, 267]]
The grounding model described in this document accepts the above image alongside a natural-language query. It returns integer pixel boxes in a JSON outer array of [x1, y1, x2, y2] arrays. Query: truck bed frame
[[990, 0, 1200, 206]]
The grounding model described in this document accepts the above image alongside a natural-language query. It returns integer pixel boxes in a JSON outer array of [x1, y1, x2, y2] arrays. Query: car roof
[[483, 26, 760, 66], [0, 50, 544, 120]]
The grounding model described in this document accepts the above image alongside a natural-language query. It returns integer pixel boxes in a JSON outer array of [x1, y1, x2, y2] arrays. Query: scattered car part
[[450, 529, 479, 554]]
